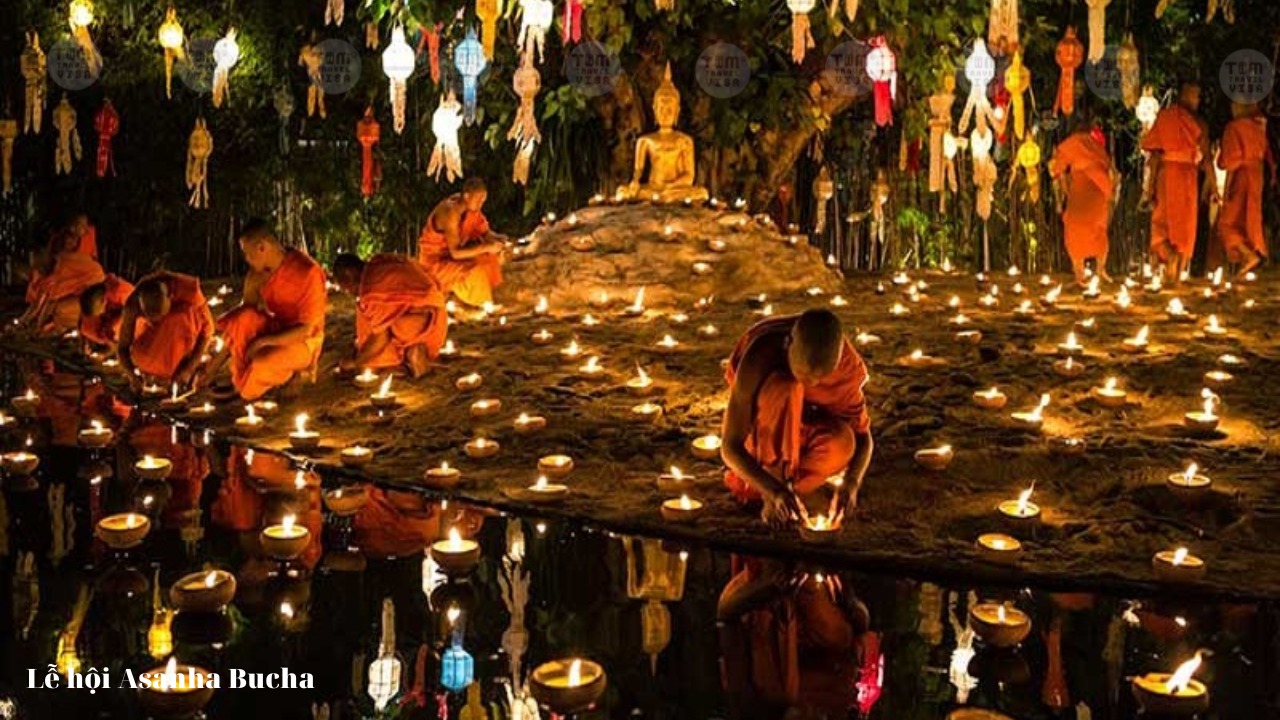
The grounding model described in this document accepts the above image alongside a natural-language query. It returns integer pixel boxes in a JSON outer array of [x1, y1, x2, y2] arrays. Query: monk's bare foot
[[1097, 272, 1114, 283], [405, 346, 430, 379], [1238, 254, 1263, 278]]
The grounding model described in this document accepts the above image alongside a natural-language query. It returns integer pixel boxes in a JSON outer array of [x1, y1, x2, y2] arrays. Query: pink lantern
[[865, 36, 897, 127]]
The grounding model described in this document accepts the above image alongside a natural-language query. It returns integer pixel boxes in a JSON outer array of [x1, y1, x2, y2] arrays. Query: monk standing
[[118, 272, 215, 387], [212, 221, 327, 401], [721, 310, 874, 528], [78, 274, 136, 351], [1216, 101, 1270, 277], [1142, 81, 1211, 284], [417, 177, 508, 307], [1051, 116, 1117, 284], [332, 253, 448, 379]]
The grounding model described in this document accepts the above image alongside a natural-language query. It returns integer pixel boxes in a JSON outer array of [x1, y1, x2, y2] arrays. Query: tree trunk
[[595, 71, 649, 192]]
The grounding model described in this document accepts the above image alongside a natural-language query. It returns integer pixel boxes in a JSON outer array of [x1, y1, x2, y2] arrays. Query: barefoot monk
[[1216, 101, 1270, 277], [417, 177, 508, 307], [331, 253, 448, 379], [118, 272, 215, 386]]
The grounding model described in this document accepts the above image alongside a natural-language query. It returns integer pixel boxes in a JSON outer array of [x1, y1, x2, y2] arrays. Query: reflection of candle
[[514, 412, 548, 434], [261, 514, 310, 560], [1184, 389, 1220, 432], [137, 657, 216, 717], [968, 602, 1032, 647], [170, 569, 237, 612], [369, 375, 397, 409], [187, 401, 216, 420], [470, 398, 502, 418], [455, 373, 483, 391], [998, 482, 1041, 520], [1131, 652, 1209, 717], [464, 437, 500, 459], [1152, 547, 1206, 581], [661, 494, 703, 523], [288, 413, 321, 450], [340, 445, 375, 468], [78, 420, 115, 448], [691, 434, 722, 460], [1011, 394, 1050, 428], [972, 387, 1007, 409], [96, 513, 152, 549], [631, 402, 663, 422], [976, 533, 1022, 565], [1091, 377, 1128, 408], [423, 461, 463, 488], [430, 527, 481, 575], [538, 454, 575, 479], [136, 454, 174, 481]]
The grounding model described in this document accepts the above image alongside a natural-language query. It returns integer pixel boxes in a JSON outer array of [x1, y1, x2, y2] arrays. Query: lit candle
[[260, 514, 310, 560], [581, 313, 600, 327], [1165, 297, 1193, 322], [525, 474, 569, 502], [1075, 316, 1097, 333], [530, 328, 555, 345], [137, 657, 216, 718], [829, 295, 848, 307], [11, 388, 39, 416], [690, 434, 722, 460], [889, 302, 910, 317], [914, 444, 954, 471], [288, 413, 321, 450], [1131, 653, 1209, 717], [1203, 314, 1227, 337], [429, 527, 481, 575], [1091, 376, 1128, 408], [529, 658, 607, 715], [561, 340, 583, 359], [1121, 325, 1151, 353], [657, 465, 691, 493], [855, 332, 882, 346], [135, 454, 174, 481], [253, 400, 279, 416], [799, 512, 839, 543], [369, 375, 397, 409], [1183, 389, 1220, 433], [455, 372, 483, 391], [533, 295, 549, 316], [954, 329, 983, 345], [423, 461, 463, 488], [900, 349, 942, 368], [186, 401, 216, 421], [1218, 353, 1244, 367], [691, 261, 712, 276], [1040, 284, 1062, 307], [708, 239, 727, 253], [340, 445, 375, 468], [169, 569, 237, 613], [631, 401, 663, 422], [1, 445, 39, 476], [698, 323, 720, 337], [997, 481, 1041, 520], [972, 387, 1007, 409], [1113, 285, 1133, 311], [538, 454, 575, 479], [976, 533, 1022, 565], [1057, 331, 1084, 356], [439, 340, 459, 358], [235, 404, 265, 435], [626, 365, 654, 395], [78, 419, 114, 448], [968, 602, 1032, 648], [1053, 356, 1085, 378], [892, 272, 911, 286], [464, 436, 500, 459], [1081, 275, 1101, 299], [578, 356, 605, 377], [949, 312, 971, 326], [1167, 461, 1211, 495], [470, 398, 502, 418], [624, 287, 647, 316], [514, 412, 548, 434], [96, 512, 151, 550], [978, 287, 999, 307], [1013, 299, 1035, 318], [661, 494, 703, 523], [142, 381, 166, 397], [1152, 546, 1206, 582], [653, 334, 681, 353]]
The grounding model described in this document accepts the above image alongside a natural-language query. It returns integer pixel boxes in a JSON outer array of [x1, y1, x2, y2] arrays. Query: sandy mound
[[505, 203, 841, 310]]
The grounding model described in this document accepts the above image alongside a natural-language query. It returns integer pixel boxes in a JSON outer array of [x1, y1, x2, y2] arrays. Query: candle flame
[[23, 388, 35, 400], [204, 571, 217, 588], [91, 420, 104, 432], [808, 514, 832, 531], [448, 527, 463, 549], [1134, 325, 1150, 344], [1116, 285, 1131, 306], [294, 413, 308, 434], [1207, 315, 1222, 331], [629, 286, 646, 311], [1105, 377, 1118, 392], [440, 461, 451, 471], [1087, 276, 1100, 294], [1018, 300, 1031, 312], [1183, 463, 1199, 482], [584, 356, 601, 372], [1201, 388, 1218, 417], [633, 365, 651, 386], [1171, 547, 1188, 566], [1065, 332, 1079, 348], [246, 405, 258, 421], [442, 340, 456, 354], [1016, 481, 1035, 514], [1166, 652, 1203, 693], [162, 656, 179, 689], [171, 383, 179, 400], [535, 295, 548, 313], [949, 295, 961, 308], [679, 494, 693, 510], [447, 605, 461, 625], [144, 454, 155, 466], [982, 387, 1000, 398], [294, 470, 306, 490], [1211, 267, 1224, 286], [281, 514, 296, 533], [659, 334, 678, 348], [910, 349, 924, 360], [126, 514, 140, 529], [377, 375, 393, 396], [668, 466, 684, 480], [568, 659, 582, 687], [997, 605, 1007, 623], [1167, 298, 1185, 314], [1046, 285, 1062, 302], [534, 475, 549, 491], [565, 340, 580, 356]]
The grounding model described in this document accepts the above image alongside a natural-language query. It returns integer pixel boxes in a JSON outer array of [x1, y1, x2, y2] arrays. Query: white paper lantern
[[212, 29, 239, 108], [382, 25, 415, 134]]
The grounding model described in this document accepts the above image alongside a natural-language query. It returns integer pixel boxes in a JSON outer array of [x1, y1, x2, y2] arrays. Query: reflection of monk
[[721, 311, 874, 527], [332, 253, 448, 378], [118, 272, 215, 387], [214, 446, 322, 569], [417, 177, 507, 307], [211, 220, 327, 401], [1050, 116, 1117, 284], [718, 557, 868, 720], [78, 275, 135, 350], [22, 249, 106, 334], [1216, 102, 1270, 276], [1143, 81, 1210, 284], [129, 421, 210, 527], [352, 488, 484, 558]]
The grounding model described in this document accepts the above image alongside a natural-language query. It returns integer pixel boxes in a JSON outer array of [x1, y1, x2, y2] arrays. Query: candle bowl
[[530, 330, 555, 346], [260, 526, 310, 561], [186, 403, 217, 422], [506, 481, 569, 504], [137, 665, 216, 718], [954, 330, 983, 345], [899, 354, 946, 369], [976, 534, 1023, 566], [470, 398, 502, 419], [1166, 472, 1212, 499], [997, 500, 1041, 523], [914, 447, 954, 471], [1167, 311, 1197, 324], [352, 372, 381, 390], [514, 415, 548, 434], [11, 395, 39, 416], [690, 436, 722, 461], [1152, 551, 1207, 583], [1052, 359, 1085, 378], [369, 393, 398, 410], [170, 570, 237, 613], [656, 473, 692, 495], [96, 513, 151, 550], [1, 452, 40, 476], [1008, 413, 1044, 430], [422, 465, 464, 490], [631, 403, 664, 424], [429, 537, 481, 576], [1203, 371, 1233, 388], [78, 427, 115, 448], [288, 432, 322, 452], [1119, 340, 1149, 354], [530, 659, 607, 715], [234, 414, 266, 436], [1130, 675, 1210, 717], [339, 446, 375, 468], [660, 498, 703, 524], [1182, 413, 1219, 434], [464, 439, 501, 459], [538, 455, 575, 479], [322, 486, 369, 516], [135, 457, 173, 482], [159, 396, 188, 412], [1056, 343, 1084, 358], [1091, 387, 1128, 409], [968, 604, 1032, 648], [972, 391, 1007, 410]]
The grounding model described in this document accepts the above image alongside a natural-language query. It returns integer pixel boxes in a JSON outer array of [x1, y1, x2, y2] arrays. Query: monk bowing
[[78, 274, 136, 351], [20, 245, 106, 334], [332, 253, 448, 379], [1216, 101, 1270, 277], [1142, 81, 1211, 284], [722, 310, 875, 528], [1051, 115, 1117, 285], [213, 220, 327, 401], [118, 272, 215, 386], [417, 177, 508, 307]]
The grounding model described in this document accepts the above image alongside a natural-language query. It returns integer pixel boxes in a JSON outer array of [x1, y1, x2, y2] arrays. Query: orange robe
[[724, 316, 871, 503], [26, 252, 106, 332], [1217, 115, 1270, 262], [128, 272, 212, 381], [218, 249, 327, 401], [356, 254, 448, 369], [1143, 105, 1204, 262], [79, 275, 134, 346], [417, 206, 502, 306], [1050, 133, 1114, 264]]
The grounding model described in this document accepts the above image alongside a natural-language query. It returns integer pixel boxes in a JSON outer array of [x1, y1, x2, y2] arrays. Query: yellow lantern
[[1016, 134, 1042, 202], [158, 7, 186, 99], [147, 609, 175, 659], [68, 0, 102, 75], [56, 630, 81, 676], [787, 0, 816, 64]]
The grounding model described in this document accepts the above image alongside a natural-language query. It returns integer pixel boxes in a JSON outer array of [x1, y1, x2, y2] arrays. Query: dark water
[[0, 356, 1276, 720]]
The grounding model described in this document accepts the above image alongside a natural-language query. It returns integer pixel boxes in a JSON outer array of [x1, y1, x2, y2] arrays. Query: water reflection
[[0, 358, 1275, 719]]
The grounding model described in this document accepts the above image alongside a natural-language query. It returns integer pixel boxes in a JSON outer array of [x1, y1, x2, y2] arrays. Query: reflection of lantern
[[427, 92, 464, 183], [441, 643, 475, 692], [959, 40, 996, 133], [366, 598, 402, 711], [1117, 34, 1141, 109], [1054, 27, 1084, 116], [787, 0, 816, 64], [382, 25, 415, 134], [56, 631, 81, 675], [68, 0, 102, 76], [1004, 50, 1031, 140], [212, 29, 240, 109], [148, 609, 175, 659], [454, 29, 488, 125], [641, 599, 671, 675], [864, 37, 897, 127], [624, 537, 687, 601], [158, 8, 186, 100]]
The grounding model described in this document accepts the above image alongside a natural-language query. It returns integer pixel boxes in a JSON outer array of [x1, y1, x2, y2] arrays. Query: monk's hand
[[761, 491, 801, 530]]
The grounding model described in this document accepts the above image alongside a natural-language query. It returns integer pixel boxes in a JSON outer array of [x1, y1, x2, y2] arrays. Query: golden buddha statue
[[617, 63, 709, 204]]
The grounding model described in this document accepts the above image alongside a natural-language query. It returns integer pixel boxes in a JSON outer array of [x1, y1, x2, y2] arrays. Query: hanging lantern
[[365, 20, 379, 49], [507, 54, 542, 186], [20, 31, 46, 135], [0, 119, 16, 194], [477, 0, 500, 59], [427, 92, 464, 183], [53, 96, 81, 176], [1086, 0, 1110, 63], [1004, 50, 1031, 140], [440, 643, 475, 692], [988, 0, 1020, 52], [959, 39, 996, 134], [928, 76, 956, 195], [425, 23, 442, 84], [992, 86, 1010, 141], [1207, 0, 1236, 23], [325, 0, 344, 26], [454, 29, 488, 125], [844, 0, 859, 23], [1155, 0, 1174, 18], [1117, 34, 1141, 109], [382, 25, 415, 134], [357, 106, 381, 198], [563, 0, 584, 44], [299, 39, 326, 119], [93, 99, 118, 178], [68, 0, 102, 77], [518, 0, 554, 65], [1136, 86, 1159, 133], [941, 130, 960, 213], [1053, 27, 1084, 117], [212, 29, 240, 109], [813, 165, 834, 233], [971, 125, 997, 222], [787, 0, 816, 64], [158, 8, 187, 100], [186, 117, 212, 208], [1016, 133, 1042, 202], [865, 37, 897, 127], [367, 598, 402, 711]]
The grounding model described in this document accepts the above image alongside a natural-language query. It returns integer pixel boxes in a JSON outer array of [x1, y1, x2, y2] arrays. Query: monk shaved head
[[332, 253, 366, 295], [461, 176, 488, 212], [1178, 80, 1202, 111], [788, 309, 844, 386], [135, 277, 171, 321], [238, 218, 282, 272], [80, 282, 108, 317]]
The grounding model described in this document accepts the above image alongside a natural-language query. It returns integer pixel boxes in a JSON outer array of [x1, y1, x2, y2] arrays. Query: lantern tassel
[[93, 100, 118, 178], [21, 31, 46, 135], [790, 12, 813, 64], [1086, 0, 1109, 63], [563, 0, 583, 43]]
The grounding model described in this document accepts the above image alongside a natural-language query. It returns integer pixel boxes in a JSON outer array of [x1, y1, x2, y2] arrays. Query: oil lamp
[[288, 413, 321, 450], [1152, 546, 1206, 582], [969, 602, 1031, 647], [538, 454, 574, 479], [1091, 377, 1128, 408], [1131, 652, 1209, 716], [261, 514, 310, 560], [998, 481, 1040, 521], [430, 527, 481, 575]]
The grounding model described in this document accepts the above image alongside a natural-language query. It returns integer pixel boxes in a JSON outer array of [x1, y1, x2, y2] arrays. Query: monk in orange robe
[[212, 220, 327, 401], [78, 275, 135, 351], [57, 213, 99, 260], [1142, 81, 1211, 284], [417, 177, 508, 307], [21, 250, 106, 334], [118, 272, 215, 387], [722, 310, 874, 527], [1051, 120, 1117, 285], [332, 253, 448, 378], [1216, 101, 1270, 276]]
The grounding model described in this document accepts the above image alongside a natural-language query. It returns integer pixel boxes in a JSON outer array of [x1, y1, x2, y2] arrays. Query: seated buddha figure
[[617, 63, 709, 204]]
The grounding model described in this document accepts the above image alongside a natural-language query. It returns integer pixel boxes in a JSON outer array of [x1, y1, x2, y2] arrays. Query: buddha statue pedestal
[[615, 63, 709, 205]]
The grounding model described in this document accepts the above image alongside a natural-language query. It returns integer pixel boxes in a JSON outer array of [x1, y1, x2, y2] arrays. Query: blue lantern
[[453, 28, 487, 125], [440, 643, 474, 692]]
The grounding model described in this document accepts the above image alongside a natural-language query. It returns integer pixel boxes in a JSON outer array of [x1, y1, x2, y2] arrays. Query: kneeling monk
[[118, 272, 215, 386], [332, 253, 448, 379], [417, 177, 508, 307], [21, 247, 106, 334], [722, 310, 874, 528], [215, 220, 327, 401], [79, 274, 136, 351]]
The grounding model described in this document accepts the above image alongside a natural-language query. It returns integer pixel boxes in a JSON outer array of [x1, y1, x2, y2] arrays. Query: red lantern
[[93, 99, 118, 178], [865, 36, 897, 127], [1054, 27, 1084, 116], [356, 106, 381, 198], [562, 0, 583, 43]]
